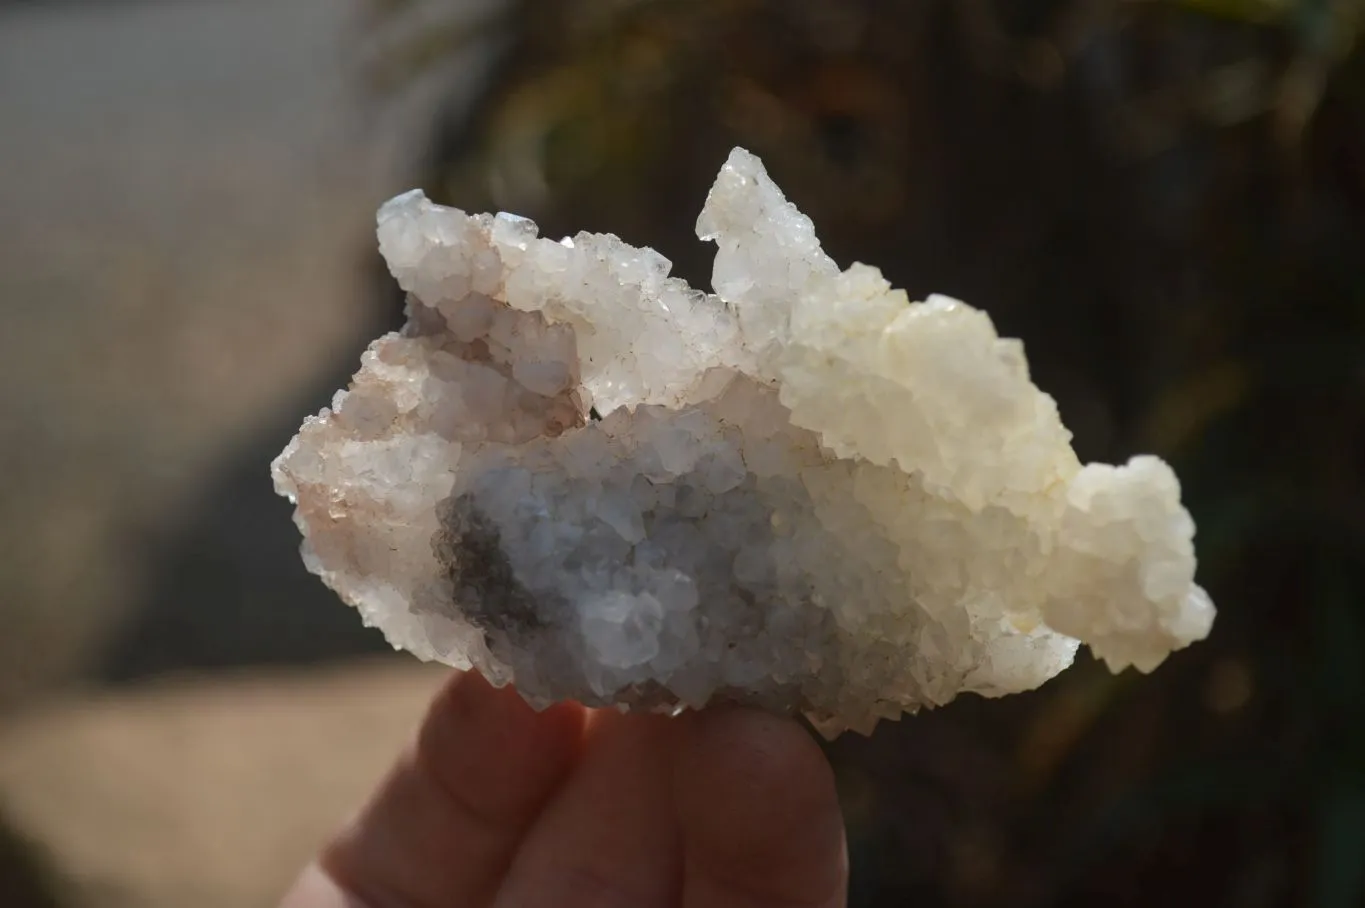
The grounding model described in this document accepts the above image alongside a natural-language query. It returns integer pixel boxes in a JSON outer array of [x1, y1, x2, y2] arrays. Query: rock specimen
[[272, 148, 1215, 736]]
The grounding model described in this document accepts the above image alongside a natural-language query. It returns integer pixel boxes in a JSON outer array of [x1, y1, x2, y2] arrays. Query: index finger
[[284, 669, 585, 908]]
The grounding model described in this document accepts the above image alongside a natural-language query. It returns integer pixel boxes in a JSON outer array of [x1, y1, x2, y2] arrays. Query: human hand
[[280, 670, 848, 908]]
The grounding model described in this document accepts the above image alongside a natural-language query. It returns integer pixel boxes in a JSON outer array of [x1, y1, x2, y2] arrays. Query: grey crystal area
[[433, 494, 547, 636], [436, 406, 865, 715]]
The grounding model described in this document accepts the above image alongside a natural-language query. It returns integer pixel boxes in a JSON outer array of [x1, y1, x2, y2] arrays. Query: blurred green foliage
[[368, 0, 1365, 904]]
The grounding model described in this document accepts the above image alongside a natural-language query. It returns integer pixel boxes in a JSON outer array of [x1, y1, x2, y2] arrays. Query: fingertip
[[321, 670, 587, 907], [279, 862, 370, 908], [417, 669, 586, 817], [675, 708, 847, 907], [677, 707, 838, 824]]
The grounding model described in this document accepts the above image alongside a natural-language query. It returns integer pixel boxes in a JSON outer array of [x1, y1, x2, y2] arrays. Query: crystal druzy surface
[[272, 149, 1214, 736]]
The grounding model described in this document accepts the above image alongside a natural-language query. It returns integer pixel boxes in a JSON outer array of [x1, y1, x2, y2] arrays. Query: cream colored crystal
[[272, 148, 1214, 736]]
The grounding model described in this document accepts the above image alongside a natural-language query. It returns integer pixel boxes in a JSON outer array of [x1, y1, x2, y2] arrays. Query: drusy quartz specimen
[[272, 148, 1214, 736]]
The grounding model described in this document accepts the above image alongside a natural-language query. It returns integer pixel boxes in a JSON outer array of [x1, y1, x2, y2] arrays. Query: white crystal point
[[272, 147, 1215, 737]]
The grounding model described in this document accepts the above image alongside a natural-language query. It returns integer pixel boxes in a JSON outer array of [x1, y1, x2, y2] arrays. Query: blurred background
[[1, 0, 1362, 905]]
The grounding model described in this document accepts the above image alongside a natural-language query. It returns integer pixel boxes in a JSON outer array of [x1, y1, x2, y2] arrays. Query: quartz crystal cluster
[[272, 148, 1215, 736]]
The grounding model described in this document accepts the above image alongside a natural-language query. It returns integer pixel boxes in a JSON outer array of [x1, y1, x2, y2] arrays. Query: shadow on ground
[[0, 808, 68, 908], [96, 267, 405, 684]]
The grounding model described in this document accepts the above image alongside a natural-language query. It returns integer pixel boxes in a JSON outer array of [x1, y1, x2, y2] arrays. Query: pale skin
[[280, 670, 849, 908]]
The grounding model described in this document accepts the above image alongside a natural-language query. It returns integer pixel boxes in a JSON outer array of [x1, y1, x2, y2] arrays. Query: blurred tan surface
[[0, 0, 420, 705], [0, 660, 447, 908], [0, 1, 483, 902]]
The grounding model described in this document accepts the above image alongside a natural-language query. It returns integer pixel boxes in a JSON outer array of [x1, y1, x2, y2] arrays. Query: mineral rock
[[272, 148, 1215, 736]]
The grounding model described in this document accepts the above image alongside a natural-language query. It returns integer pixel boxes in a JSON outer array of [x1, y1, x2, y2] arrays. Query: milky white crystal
[[272, 148, 1214, 736]]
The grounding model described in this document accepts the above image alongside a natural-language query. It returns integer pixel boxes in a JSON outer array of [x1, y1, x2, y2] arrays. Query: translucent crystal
[[272, 148, 1215, 736]]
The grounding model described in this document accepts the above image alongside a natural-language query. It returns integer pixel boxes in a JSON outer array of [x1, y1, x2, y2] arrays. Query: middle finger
[[490, 708, 683, 908]]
